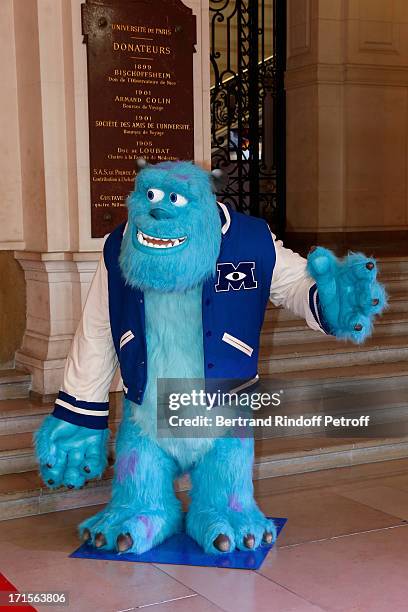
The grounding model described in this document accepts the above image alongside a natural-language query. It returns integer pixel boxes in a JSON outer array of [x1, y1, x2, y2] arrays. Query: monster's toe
[[187, 504, 279, 554], [263, 530, 274, 544], [243, 534, 255, 549], [186, 508, 236, 554], [82, 528, 91, 543], [228, 508, 277, 551], [94, 532, 106, 548], [213, 534, 231, 552], [117, 533, 133, 552], [79, 506, 182, 555]]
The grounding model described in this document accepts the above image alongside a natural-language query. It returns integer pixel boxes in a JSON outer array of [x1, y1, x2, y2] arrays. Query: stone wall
[[286, 0, 408, 251], [0, 252, 25, 368]]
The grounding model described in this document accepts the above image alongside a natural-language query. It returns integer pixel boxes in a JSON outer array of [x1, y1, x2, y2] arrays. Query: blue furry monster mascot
[[35, 160, 386, 554]]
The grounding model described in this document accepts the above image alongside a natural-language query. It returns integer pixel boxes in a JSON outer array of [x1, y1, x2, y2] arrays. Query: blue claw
[[346, 253, 377, 280], [34, 415, 109, 490], [307, 249, 387, 344], [369, 282, 388, 315], [307, 246, 338, 278]]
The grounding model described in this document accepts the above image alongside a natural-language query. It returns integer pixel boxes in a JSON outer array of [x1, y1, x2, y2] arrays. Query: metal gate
[[210, 0, 286, 236]]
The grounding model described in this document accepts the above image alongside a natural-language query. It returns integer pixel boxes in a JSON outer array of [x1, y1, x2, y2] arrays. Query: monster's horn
[[136, 158, 148, 170], [210, 168, 227, 192]]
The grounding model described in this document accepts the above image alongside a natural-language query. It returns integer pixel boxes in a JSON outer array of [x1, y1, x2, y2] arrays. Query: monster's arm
[[35, 255, 118, 489], [269, 236, 387, 343], [269, 236, 328, 333]]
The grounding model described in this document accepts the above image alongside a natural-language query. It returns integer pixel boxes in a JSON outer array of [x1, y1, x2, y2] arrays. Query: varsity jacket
[[53, 202, 328, 430]]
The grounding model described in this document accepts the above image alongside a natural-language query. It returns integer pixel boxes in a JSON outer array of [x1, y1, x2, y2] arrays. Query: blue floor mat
[[70, 517, 287, 570]]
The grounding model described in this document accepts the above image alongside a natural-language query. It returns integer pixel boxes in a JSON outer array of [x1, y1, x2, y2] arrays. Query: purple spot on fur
[[175, 174, 190, 180], [138, 515, 154, 540], [228, 494, 243, 512], [116, 450, 139, 484]]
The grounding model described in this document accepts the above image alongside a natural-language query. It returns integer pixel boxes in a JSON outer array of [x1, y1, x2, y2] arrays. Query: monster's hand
[[35, 415, 110, 489], [307, 247, 387, 344]]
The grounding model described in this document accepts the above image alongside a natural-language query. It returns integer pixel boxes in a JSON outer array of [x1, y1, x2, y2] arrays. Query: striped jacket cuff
[[52, 391, 109, 430], [308, 284, 332, 335]]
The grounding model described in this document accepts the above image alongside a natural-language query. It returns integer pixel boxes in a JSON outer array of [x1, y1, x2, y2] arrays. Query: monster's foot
[[186, 504, 277, 554], [79, 505, 183, 555]]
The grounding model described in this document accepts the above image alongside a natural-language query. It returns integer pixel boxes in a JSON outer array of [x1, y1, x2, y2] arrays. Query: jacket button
[[206, 331, 212, 337], [140, 361, 145, 366], [207, 363, 214, 369]]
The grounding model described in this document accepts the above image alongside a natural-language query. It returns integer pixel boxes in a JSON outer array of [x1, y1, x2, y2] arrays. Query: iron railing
[[210, 0, 286, 236]]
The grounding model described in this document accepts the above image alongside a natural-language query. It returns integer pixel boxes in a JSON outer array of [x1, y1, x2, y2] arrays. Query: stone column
[[14, 254, 79, 398], [7, 0, 211, 397], [285, 0, 408, 252]]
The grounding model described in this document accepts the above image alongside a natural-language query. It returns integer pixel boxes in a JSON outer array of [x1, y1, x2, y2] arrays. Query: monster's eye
[[169, 192, 188, 207], [225, 271, 246, 281], [147, 188, 165, 203]]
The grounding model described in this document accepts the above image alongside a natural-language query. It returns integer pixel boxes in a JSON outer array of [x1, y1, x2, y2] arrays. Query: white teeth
[[137, 230, 186, 248]]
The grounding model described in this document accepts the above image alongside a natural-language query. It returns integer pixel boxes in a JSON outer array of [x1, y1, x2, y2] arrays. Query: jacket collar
[[217, 201, 231, 235]]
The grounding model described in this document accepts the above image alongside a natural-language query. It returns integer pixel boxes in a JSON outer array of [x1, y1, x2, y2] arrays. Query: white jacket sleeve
[[52, 254, 118, 429], [269, 233, 328, 333]]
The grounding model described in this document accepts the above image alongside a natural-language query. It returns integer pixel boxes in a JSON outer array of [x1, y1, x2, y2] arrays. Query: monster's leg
[[79, 411, 182, 554], [186, 437, 276, 553]]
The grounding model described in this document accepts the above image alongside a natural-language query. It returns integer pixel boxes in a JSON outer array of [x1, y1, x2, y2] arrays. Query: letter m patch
[[215, 262, 258, 292]]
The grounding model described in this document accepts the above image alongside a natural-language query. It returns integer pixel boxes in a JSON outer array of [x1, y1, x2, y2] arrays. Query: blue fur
[[41, 163, 399, 555], [307, 247, 388, 343], [34, 415, 109, 489], [79, 287, 276, 554], [35, 160, 275, 554], [119, 161, 221, 293], [79, 419, 183, 554], [35, 162, 387, 554], [131, 286, 214, 467], [186, 437, 277, 553]]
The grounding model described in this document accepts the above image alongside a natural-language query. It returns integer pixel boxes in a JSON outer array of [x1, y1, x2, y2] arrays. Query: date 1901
[[0, 592, 68, 606]]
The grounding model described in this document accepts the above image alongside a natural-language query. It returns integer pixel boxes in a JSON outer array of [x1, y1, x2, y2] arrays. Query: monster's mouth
[[136, 229, 187, 249]]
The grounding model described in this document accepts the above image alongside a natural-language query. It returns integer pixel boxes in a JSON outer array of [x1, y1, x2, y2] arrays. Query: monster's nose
[[149, 207, 174, 220]]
